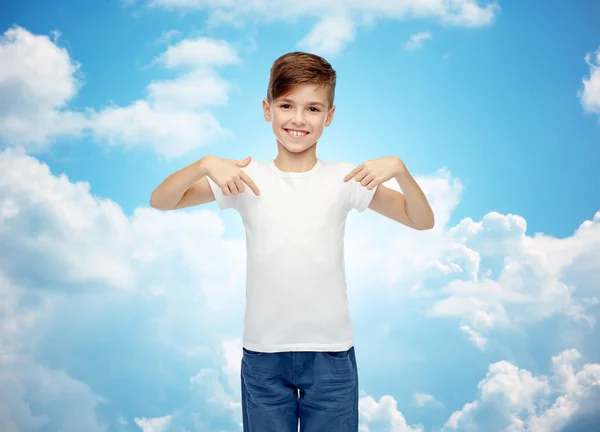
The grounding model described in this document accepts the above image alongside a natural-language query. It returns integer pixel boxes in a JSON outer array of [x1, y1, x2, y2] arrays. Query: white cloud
[[0, 147, 137, 290], [141, 0, 500, 56], [359, 393, 425, 432], [0, 26, 240, 159], [342, 186, 600, 352], [0, 273, 107, 432], [0, 146, 246, 329], [344, 167, 464, 290], [89, 100, 228, 159], [0, 148, 247, 431], [156, 29, 181, 45], [297, 14, 356, 57], [89, 36, 240, 159], [220, 338, 246, 404], [156, 37, 239, 69], [438, 0, 499, 27], [341, 172, 597, 355], [413, 392, 443, 408], [147, 70, 233, 111], [144, 0, 499, 26], [442, 349, 600, 432], [459, 325, 487, 349], [135, 362, 243, 431], [0, 355, 108, 432], [0, 26, 88, 150], [404, 32, 432, 51], [424, 210, 599, 348], [579, 46, 600, 121], [134, 415, 172, 432]]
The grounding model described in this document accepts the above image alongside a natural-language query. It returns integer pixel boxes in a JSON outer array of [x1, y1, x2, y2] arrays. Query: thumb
[[235, 156, 252, 167]]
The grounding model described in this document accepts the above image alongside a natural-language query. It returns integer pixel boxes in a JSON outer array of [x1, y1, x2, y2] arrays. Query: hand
[[203, 155, 260, 196], [343, 156, 406, 190]]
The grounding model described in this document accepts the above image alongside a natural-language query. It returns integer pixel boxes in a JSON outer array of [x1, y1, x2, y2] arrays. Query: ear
[[324, 105, 336, 127], [262, 99, 272, 122]]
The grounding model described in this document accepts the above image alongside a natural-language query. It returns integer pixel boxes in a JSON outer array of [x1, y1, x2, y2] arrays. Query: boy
[[150, 52, 434, 432]]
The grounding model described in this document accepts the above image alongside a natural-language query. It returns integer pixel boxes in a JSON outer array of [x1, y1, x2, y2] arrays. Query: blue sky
[[1, 0, 600, 431]]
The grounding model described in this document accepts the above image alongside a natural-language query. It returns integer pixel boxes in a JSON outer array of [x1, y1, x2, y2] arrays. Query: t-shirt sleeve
[[206, 175, 239, 211], [346, 165, 378, 212]]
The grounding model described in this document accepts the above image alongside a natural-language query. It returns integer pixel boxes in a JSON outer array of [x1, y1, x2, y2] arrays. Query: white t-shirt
[[206, 158, 377, 353]]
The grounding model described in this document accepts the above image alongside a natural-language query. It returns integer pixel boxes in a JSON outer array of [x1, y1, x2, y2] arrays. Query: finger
[[343, 165, 363, 182], [354, 169, 369, 182], [235, 156, 252, 167], [361, 173, 376, 187], [240, 172, 261, 196], [345, 168, 363, 182], [234, 177, 245, 193], [221, 182, 231, 196], [366, 179, 379, 190], [227, 179, 239, 195]]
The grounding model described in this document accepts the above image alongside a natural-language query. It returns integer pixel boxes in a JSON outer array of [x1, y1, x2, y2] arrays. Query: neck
[[274, 140, 318, 173]]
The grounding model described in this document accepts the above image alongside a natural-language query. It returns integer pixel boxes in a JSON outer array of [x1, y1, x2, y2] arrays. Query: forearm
[[394, 166, 435, 230], [150, 156, 210, 210]]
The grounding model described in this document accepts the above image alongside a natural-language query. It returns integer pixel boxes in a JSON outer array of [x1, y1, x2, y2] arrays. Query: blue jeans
[[241, 345, 359, 432]]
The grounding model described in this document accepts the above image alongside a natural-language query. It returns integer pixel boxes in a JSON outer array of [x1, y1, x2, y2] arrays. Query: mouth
[[284, 128, 310, 139]]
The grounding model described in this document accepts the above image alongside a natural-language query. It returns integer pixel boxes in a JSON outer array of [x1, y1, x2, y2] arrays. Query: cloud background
[[1, 0, 599, 431]]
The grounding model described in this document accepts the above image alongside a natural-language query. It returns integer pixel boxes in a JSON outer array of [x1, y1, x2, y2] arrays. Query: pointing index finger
[[240, 171, 260, 196], [344, 164, 363, 182]]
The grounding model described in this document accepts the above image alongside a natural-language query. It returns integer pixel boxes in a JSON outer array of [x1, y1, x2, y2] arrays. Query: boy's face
[[263, 84, 335, 154]]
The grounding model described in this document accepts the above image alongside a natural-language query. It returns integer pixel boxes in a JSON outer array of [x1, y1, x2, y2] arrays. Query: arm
[[150, 156, 215, 211], [368, 167, 435, 230], [344, 156, 434, 230]]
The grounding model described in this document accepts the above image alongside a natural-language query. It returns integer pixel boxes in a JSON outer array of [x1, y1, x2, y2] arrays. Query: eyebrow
[[279, 98, 326, 108]]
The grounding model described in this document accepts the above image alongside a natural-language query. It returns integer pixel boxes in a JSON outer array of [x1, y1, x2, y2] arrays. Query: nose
[[292, 110, 306, 126]]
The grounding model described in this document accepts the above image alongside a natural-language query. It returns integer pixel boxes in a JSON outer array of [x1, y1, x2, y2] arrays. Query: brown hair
[[267, 51, 337, 108]]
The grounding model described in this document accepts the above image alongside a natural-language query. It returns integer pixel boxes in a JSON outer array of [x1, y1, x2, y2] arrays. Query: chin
[[280, 140, 317, 154], [277, 134, 319, 152]]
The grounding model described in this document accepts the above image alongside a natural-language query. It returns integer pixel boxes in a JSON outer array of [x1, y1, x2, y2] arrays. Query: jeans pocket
[[323, 348, 351, 361], [243, 347, 264, 357]]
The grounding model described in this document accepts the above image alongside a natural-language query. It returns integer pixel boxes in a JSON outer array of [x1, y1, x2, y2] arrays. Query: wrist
[[196, 155, 213, 177], [395, 158, 407, 175]]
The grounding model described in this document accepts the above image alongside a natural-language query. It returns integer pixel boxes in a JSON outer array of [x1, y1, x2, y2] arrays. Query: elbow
[[413, 216, 435, 231], [149, 201, 164, 211], [149, 191, 169, 211], [149, 192, 159, 209]]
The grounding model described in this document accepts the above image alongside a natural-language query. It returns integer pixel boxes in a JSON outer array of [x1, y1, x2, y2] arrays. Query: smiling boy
[[150, 51, 434, 432]]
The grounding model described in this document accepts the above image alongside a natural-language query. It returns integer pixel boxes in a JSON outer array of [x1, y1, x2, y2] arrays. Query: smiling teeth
[[288, 130, 308, 137]]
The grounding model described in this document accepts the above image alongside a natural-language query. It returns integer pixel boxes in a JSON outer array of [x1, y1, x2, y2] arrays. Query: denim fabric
[[241, 346, 358, 432]]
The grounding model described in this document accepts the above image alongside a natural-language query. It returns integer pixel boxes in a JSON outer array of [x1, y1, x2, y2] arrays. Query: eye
[[280, 104, 291, 109], [309, 107, 321, 112]]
